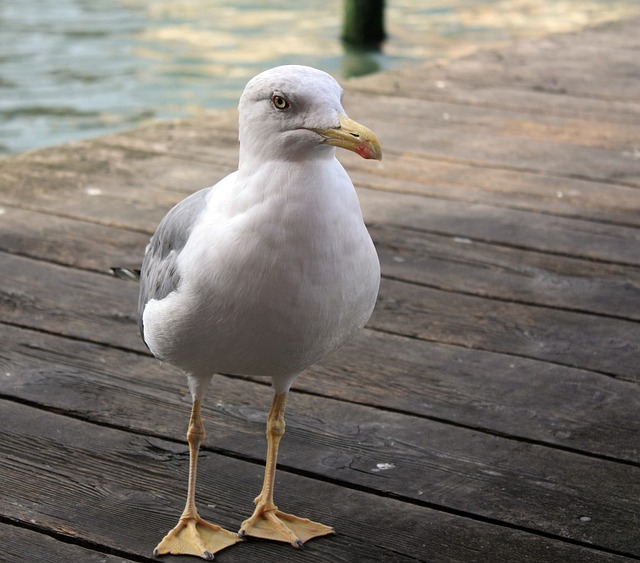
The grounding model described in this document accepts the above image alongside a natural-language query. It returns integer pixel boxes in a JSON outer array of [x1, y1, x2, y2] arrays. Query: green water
[[1, 0, 638, 155]]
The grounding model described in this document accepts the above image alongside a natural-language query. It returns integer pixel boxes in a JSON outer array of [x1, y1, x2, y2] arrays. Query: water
[[1, 0, 638, 155]]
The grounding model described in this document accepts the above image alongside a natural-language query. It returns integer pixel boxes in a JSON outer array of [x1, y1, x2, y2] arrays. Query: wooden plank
[[0, 251, 144, 352], [2, 111, 638, 269], [105, 113, 640, 227], [1, 16, 640, 563], [3, 310, 640, 465], [94, 113, 240, 162], [0, 204, 148, 272], [8, 120, 238, 185], [5, 316, 640, 540], [362, 122, 640, 188], [372, 277, 640, 381], [345, 93, 640, 189], [0, 525, 137, 563], [431, 32, 640, 102], [346, 156, 640, 228], [347, 19, 640, 120], [4, 400, 631, 563], [373, 223, 640, 321], [2, 249, 638, 381], [0, 401, 425, 562], [0, 127, 236, 233], [3, 151, 639, 268], [2, 386, 640, 558], [0, 152, 192, 232], [3, 99, 640, 234], [315, 331, 640, 463], [348, 61, 640, 120], [3, 206, 638, 322], [358, 187, 640, 267], [79, 112, 640, 227], [1, 241, 636, 381], [346, 91, 640, 151]]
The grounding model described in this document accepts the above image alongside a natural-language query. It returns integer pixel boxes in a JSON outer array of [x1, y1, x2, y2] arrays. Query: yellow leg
[[154, 400, 242, 559], [238, 392, 334, 547]]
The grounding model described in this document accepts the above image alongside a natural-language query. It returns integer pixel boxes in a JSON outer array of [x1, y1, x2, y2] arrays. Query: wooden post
[[342, 0, 385, 48]]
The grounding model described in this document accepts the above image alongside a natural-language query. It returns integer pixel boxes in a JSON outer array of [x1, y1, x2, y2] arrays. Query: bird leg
[[238, 392, 334, 547], [154, 399, 241, 559]]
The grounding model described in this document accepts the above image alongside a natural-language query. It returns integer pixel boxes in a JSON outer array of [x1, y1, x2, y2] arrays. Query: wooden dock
[[1, 16, 640, 563]]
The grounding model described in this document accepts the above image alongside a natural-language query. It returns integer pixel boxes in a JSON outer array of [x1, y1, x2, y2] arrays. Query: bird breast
[[144, 159, 380, 381]]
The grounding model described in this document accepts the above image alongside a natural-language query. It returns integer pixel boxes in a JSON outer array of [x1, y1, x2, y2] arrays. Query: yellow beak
[[314, 114, 382, 161]]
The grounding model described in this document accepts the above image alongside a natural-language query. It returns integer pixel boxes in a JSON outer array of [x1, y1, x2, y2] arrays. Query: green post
[[342, 0, 386, 48]]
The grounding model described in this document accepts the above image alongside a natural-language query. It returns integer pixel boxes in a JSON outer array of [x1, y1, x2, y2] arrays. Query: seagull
[[139, 65, 382, 559]]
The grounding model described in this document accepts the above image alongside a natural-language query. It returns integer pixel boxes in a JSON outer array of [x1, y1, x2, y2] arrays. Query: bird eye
[[271, 95, 290, 110]]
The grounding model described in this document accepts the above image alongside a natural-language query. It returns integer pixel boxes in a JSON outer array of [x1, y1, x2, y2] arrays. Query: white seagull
[[139, 65, 382, 559]]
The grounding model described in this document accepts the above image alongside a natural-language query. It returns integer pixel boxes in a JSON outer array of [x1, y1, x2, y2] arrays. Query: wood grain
[[1, 15, 639, 562]]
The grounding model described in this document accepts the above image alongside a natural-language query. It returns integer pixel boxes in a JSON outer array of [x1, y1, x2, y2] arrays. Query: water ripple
[[1, 0, 637, 155]]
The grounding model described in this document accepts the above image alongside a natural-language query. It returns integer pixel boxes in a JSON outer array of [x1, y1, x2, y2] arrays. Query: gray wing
[[138, 187, 211, 339]]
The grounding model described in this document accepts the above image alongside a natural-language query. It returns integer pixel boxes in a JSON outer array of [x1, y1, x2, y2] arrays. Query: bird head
[[238, 65, 382, 165]]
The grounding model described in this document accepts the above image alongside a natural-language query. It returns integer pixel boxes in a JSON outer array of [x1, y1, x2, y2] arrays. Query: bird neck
[[238, 136, 336, 170], [229, 157, 354, 225]]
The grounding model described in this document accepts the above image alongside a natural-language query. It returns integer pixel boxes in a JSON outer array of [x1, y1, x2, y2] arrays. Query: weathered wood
[[372, 278, 640, 380], [314, 331, 640, 462], [3, 206, 639, 324], [347, 156, 640, 228], [0, 401, 425, 562], [4, 322, 640, 549], [6, 110, 640, 229], [358, 187, 640, 266], [3, 312, 640, 465], [113, 114, 640, 226], [347, 20, 640, 116], [347, 90, 640, 151], [3, 250, 638, 382], [0, 204, 149, 272], [0, 251, 144, 352], [433, 31, 640, 102], [6, 400, 632, 563], [373, 223, 640, 321], [0, 525, 138, 563], [1, 14, 640, 563], [343, 96, 640, 189], [369, 125, 640, 188], [4, 154, 640, 268]]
